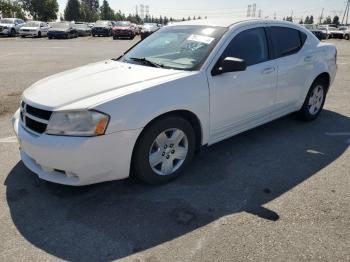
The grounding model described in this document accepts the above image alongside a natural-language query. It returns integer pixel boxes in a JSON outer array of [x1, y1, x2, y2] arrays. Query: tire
[[48, 36, 52, 39], [297, 78, 327, 121], [345, 34, 350, 41], [37, 31, 42, 38], [113, 36, 117, 40], [133, 116, 196, 184], [10, 29, 16, 37], [92, 34, 95, 37]]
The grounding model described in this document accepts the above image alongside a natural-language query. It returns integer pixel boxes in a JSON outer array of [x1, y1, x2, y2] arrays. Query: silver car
[[0, 18, 25, 37], [19, 21, 50, 38]]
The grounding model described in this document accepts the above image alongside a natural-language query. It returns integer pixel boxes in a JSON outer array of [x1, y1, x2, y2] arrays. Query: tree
[[187, 16, 191, 21], [0, 0, 26, 19], [100, 0, 114, 20], [309, 15, 314, 24], [21, 0, 58, 21], [304, 16, 309, 24], [80, 0, 99, 22], [323, 16, 332, 24], [64, 0, 80, 21], [332, 15, 340, 26]]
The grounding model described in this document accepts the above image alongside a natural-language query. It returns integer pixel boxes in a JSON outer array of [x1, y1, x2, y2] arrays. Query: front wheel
[[297, 79, 327, 121], [133, 117, 196, 184], [345, 34, 350, 40]]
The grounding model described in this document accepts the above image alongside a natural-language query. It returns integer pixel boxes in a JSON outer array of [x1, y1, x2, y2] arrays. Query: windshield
[[0, 19, 15, 24], [24, 21, 40, 27], [52, 22, 70, 29], [95, 21, 108, 27], [115, 21, 130, 27], [122, 25, 227, 71]]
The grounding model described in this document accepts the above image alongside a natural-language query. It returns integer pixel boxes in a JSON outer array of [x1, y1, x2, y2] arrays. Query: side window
[[270, 27, 305, 58], [222, 27, 269, 67]]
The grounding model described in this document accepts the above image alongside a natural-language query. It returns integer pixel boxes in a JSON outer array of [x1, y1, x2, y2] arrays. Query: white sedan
[[12, 18, 337, 186], [19, 21, 50, 38]]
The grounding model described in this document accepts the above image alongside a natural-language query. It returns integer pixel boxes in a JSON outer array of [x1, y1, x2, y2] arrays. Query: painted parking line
[[338, 62, 350, 65], [0, 136, 17, 143]]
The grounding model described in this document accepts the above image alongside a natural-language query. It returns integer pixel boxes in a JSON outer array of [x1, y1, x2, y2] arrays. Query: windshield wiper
[[129, 57, 164, 68]]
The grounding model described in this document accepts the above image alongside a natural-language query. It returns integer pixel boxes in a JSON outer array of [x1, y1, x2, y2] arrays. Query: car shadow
[[4, 110, 350, 261]]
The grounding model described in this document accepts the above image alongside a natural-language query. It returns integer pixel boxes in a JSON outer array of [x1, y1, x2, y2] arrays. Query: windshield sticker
[[201, 28, 216, 35], [187, 34, 215, 44]]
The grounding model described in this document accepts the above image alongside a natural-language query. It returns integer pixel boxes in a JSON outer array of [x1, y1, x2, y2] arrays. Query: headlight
[[46, 110, 110, 137]]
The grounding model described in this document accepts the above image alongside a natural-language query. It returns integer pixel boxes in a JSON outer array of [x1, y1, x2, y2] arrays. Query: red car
[[112, 21, 136, 40]]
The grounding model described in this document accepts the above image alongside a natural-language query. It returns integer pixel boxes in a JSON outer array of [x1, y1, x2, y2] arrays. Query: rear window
[[270, 27, 306, 58]]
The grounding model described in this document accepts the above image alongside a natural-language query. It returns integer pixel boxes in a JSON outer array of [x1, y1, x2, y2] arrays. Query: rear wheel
[[133, 117, 196, 184], [297, 79, 327, 121], [345, 34, 350, 40], [37, 31, 42, 38]]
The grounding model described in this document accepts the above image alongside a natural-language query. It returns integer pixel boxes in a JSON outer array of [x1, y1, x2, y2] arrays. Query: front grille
[[21, 102, 52, 134], [25, 116, 47, 133], [26, 104, 52, 120]]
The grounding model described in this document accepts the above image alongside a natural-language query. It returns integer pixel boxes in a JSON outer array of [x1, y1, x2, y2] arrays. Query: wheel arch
[[130, 110, 204, 175], [313, 72, 331, 93]]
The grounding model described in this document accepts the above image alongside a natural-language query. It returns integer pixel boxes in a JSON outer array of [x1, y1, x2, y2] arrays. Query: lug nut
[[162, 152, 165, 156], [171, 150, 175, 154], [166, 155, 170, 159], [164, 145, 168, 149]]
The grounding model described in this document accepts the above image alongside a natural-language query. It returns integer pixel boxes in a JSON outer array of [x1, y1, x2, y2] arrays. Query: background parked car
[[47, 22, 78, 39], [75, 23, 92, 37], [19, 21, 49, 38], [0, 18, 25, 37], [140, 23, 159, 40], [301, 24, 327, 40], [112, 21, 136, 40], [92, 20, 113, 37], [339, 26, 349, 40]]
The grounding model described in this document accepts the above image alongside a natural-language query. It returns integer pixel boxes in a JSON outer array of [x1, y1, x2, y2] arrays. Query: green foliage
[[332, 15, 340, 25], [64, 0, 80, 21], [0, 0, 26, 19], [100, 0, 115, 20], [323, 16, 332, 24], [21, 0, 58, 21]]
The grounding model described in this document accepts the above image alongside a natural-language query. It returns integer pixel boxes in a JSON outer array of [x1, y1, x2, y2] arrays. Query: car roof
[[169, 18, 298, 28]]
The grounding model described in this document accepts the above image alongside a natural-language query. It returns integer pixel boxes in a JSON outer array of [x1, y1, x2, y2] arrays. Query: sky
[[57, 0, 348, 21]]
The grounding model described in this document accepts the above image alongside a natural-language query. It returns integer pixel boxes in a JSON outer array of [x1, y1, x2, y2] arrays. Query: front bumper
[[12, 110, 142, 186], [0, 28, 10, 35], [113, 30, 134, 37], [48, 32, 68, 38], [20, 31, 38, 37]]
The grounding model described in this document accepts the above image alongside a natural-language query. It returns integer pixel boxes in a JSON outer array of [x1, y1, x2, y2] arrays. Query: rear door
[[267, 26, 311, 114]]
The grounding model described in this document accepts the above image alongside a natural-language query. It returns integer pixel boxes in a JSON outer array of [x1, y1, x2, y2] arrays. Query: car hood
[[49, 28, 68, 32], [20, 26, 39, 30], [23, 60, 191, 110], [113, 26, 132, 30]]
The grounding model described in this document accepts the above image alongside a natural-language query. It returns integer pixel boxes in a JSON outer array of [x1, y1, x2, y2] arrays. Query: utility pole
[[274, 12, 277, 20], [342, 0, 350, 25], [252, 3, 257, 17], [247, 5, 252, 17], [319, 8, 324, 24]]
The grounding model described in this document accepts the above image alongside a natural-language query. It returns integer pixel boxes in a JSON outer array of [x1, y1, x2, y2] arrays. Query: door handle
[[304, 56, 314, 62], [261, 67, 275, 75]]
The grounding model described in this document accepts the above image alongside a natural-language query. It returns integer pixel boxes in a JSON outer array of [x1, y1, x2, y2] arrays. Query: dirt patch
[[0, 93, 21, 116]]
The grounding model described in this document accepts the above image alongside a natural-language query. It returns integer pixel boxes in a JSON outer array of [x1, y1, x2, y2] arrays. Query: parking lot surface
[[0, 37, 349, 262]]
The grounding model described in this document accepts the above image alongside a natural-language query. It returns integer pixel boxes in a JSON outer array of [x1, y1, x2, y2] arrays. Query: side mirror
[[213, 57, 247, 76]]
